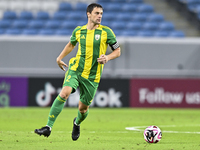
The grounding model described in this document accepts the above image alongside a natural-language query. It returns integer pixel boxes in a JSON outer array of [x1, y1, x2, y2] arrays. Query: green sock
[[47, 95, 66, 128], [75, 109, 89, 125]]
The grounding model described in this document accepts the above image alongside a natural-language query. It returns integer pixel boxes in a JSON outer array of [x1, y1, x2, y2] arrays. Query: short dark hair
[[86, 3, 103, 14]]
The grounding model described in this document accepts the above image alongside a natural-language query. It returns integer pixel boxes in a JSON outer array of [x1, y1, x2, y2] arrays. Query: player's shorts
[[63, 69, 99, 106]]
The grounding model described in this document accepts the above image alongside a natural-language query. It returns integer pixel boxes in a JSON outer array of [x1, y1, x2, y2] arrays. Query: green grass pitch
[[0, 107, 200, 150]]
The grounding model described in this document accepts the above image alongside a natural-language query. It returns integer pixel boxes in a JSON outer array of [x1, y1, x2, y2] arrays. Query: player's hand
[[97, 55, 108, 64], [57, 59, 68, 71]]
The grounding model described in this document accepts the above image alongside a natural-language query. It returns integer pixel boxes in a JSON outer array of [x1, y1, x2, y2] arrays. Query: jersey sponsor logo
[[95, 34, 100, 40]]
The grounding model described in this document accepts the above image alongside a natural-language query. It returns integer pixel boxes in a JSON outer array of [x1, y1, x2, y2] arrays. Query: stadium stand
[[0, 0, 185, 37], [166, 0, 200, 31]]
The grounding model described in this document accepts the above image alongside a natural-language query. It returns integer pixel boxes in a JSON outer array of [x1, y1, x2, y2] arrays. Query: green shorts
[[63, 69, 99, 106]]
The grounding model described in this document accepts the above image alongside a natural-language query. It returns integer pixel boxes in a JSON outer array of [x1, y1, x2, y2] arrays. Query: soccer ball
[[143, 125, 162, 143]]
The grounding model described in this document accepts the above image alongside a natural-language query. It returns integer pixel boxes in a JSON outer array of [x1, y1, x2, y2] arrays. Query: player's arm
[[97, 47, 121, 64], [56, 42, 75, 71]]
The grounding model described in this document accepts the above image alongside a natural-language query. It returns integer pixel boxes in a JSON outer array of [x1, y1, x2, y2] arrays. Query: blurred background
[[1, 0, 200, 108]]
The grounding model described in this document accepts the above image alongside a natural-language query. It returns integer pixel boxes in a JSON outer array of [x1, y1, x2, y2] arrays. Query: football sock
[[47, 95, 66, 128], [75, 109, 89, 126]]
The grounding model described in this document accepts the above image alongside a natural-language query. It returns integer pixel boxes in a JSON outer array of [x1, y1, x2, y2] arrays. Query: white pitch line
[[125, 125, 200, 134]]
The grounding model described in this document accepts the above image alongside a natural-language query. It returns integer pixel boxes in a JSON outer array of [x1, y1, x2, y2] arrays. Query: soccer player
[[35, 3, 121, 141]]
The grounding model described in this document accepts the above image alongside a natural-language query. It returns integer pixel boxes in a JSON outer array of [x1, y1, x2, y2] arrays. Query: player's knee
[[59, 86, 72, 99], [79, 109, 88, 114]]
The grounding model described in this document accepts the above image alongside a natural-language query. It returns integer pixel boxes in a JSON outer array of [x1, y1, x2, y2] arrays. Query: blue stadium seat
[[45, 20, 61, 29], [110, 21, 125, 30], [132, 13, 148, 22], [28, 20, 45, 29], [61, 20, 78, 30], [137, 30, 153, 37], [39, 29, 55, 35], [12, 20, 28, 29], [101, 20, 111, 27], [53, 11, 67, 20], [142, 22, 158, 31], [0, 29, 4, 34], [3, 11, 17, 20], [67, 11, 85, 20], [104, 3, 121, 12], [78, 20, 87, 26], [75, 2, 88, 11], [121, 30, 137, 36], [126, 21, 142, 30], [121, 3, 137, 12], [158, 22, 175, 31], [103, 12, 116, 21], [169, 30, 185, 37], [59, 2, 73, 11], [56, 29, 72, 35], [19, 11, 33, 20], [147, 13, 164, 22], [0, 20, 12, 28], [36, 11, 50, 20], [117, 13, 132, 21], [127, 0, 143, 3], [137, 4, 154, 13], [5, 29, 21, 35], [153, 31, 169, 37], [22, 29, 38, 35], [112, 0, 126, 3]]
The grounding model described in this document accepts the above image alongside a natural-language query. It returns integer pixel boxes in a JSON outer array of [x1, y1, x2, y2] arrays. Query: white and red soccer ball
[[144, 125, 162, 143]]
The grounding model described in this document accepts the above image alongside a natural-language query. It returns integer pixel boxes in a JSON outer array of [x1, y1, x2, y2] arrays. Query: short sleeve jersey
[[69, 24, 119, 83]]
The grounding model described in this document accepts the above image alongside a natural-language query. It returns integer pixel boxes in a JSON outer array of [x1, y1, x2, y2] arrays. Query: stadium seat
[[39, 29, 55, 35], [127, 0, 143, 3], [58, 2, 73, 11], [121, 3, 137, 12], [137, 30, 153, 37], [53, 11, 67, 20], [137, 4, 154, 13], [67, 11, 85, 20], [158, 22, 175, 31], [169, 30, 185, 37], [3, 11, 17, 20], [22, 29, 38, 35], [104, 3, 122, 12], [117, 13, 132, 21], [28, 20, 45, 29], [0, 20, 12, 28], [45, 20, 61, 29], [112, 0, 126, 3], [126, 21, 142, 30], [78, 20, 87, 26], [61, 20, 78, 30], [75, 2, 88, 11], [12, 20, 28, 29], [153, 31, 169, 37], [56, 29, 72, 35], [142, 22, 159, 31], [5, 28, 21, 35], [132, 13, 148, 22], [19, 11, 33, 20], [147, 13, 164, 22], [0, 28, 4, 34], [36, 11, 50, 20], [103, 12, 116, 21], [121, 30, 137, 36], [110, 21, 125, 30]]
